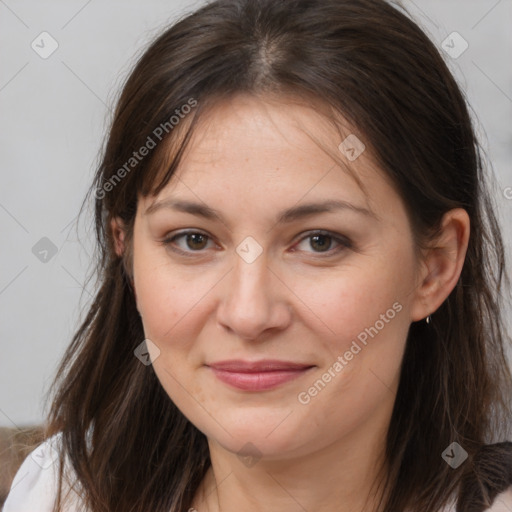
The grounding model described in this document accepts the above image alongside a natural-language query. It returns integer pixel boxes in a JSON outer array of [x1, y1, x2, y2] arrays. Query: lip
[[207, 359, 315, 391]]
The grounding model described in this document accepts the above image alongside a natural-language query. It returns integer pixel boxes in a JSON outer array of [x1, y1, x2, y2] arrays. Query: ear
[[410, 208, 470, 322], [111, 217, 126, 257], [111, 217, 137, 304]]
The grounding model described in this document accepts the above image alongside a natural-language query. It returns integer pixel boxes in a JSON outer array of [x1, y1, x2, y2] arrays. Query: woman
[[5, 0, 512, 511]]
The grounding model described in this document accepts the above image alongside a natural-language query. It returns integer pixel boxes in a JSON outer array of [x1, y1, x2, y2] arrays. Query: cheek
[[289, 264, 411, 435], [287, 246, 415, 408], [133, 259, 212, 410], [135, 269, 179, 340], [132, 243, 213, 342], [290, 260, 412, 349]]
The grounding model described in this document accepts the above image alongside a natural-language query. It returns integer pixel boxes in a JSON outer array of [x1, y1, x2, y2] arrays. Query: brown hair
[[47, 0, 512, 511]]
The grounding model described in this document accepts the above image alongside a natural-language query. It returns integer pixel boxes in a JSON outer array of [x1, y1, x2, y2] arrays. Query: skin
[[113, 94, 469, 512]]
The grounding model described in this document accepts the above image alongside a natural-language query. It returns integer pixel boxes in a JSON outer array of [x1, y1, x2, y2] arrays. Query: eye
[[161, 229, 351, 258], [292, 230, 351, 255], [162, 230, 216, 255]]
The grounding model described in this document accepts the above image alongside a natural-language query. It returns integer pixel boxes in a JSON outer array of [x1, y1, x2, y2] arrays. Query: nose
[[216, 253, 292, 341]]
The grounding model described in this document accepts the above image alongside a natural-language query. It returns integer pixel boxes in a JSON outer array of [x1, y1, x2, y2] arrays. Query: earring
[[425, 315, 431, 324]]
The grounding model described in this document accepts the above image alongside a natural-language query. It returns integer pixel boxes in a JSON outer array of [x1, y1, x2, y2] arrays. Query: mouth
[[207, 360, 315, 391]]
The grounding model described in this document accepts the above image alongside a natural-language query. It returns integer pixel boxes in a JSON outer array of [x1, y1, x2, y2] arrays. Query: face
[[131, 94, 422, 461]]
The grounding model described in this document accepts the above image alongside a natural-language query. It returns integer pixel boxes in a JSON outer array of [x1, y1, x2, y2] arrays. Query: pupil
[[187, 233, 207, 250], [311, 235, 331, 252]]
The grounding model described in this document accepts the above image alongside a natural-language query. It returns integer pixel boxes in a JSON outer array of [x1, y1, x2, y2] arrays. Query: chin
[[196, 407, 316, 459]]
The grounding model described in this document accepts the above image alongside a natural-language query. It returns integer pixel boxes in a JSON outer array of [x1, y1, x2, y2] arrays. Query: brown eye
[[293, 230, 352, 256], [185, 233, 209, 250], [309, 234, 333, 252], [162, 230, 215, 255]]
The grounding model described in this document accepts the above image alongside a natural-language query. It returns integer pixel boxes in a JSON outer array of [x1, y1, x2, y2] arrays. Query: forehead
[[181, 94, 357, 169], [142, 94, 400, 219]]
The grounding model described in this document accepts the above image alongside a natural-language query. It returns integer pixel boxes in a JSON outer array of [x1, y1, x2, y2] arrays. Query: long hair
[[47, 1, 512, 511]]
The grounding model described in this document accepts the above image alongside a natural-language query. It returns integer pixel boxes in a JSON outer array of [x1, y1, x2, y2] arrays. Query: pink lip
[[207, 360, 315, 391]]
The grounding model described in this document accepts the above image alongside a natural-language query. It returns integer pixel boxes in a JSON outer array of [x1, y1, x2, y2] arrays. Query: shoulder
[[3, 434, 85, 512], [487, 486, 512, 512], [440, 487, 512, 512]]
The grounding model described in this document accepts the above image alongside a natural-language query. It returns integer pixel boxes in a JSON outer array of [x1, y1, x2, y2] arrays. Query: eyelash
[[161, 230, 352, 258]]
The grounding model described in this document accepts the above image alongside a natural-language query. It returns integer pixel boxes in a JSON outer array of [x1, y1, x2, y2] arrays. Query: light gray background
[[1, 0, 511, 427]]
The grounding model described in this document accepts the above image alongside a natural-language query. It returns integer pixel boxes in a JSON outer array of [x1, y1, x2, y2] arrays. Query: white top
[[4, 436, 512, 512]]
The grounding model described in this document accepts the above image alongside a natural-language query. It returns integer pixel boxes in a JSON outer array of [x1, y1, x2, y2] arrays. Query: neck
[[192, 413, 391, 512]]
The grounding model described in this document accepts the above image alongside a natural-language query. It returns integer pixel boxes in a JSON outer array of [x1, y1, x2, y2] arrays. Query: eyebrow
[[144, 198, 377, 224]]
